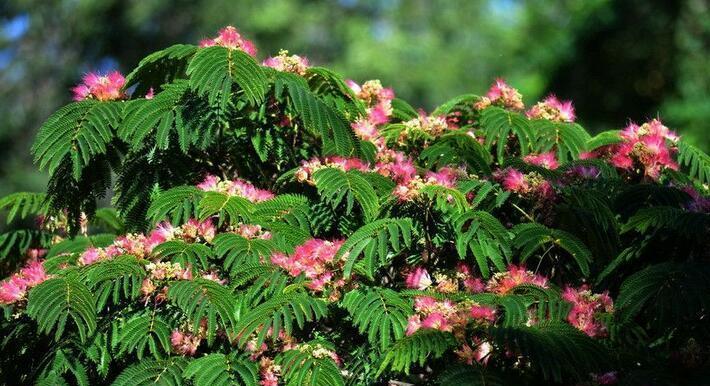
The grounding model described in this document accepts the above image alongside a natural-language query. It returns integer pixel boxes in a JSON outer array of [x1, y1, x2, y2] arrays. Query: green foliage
[[616, 262, 710, 327], [82, 255, 145, 310], [0, 192, 48, 223], [183, 353, 259, 386], [454, 210, 512, 278], [342, 287, 412, 351], [114, 311, 172, 359], [479, 107, 532, 164], [277, 73, 358, 156], [32, 101, 120, 180], [147, 186, 203, 226], [213, 233, 276, 274], [490, 322, 610, 382], [377, 330, 457, 375], [512, 223, 592, 276], [187, 46, 267, 106], [119, 80, 191, 152], [124, 44, 198, 94], [111, 357, 189, 386], [198, 191, 254, 225], [529, 119, 590, 162], [420, 131, 492, 174], [276, 343, 345, 386], [676, 139, 710, 184], [26, 274, 97, 342], [312, 168, 380, 222], [233, 290, 327, 348], [167, 279, 239, 343], [335, 218, 413, 279], [3, 24, 710, 386]]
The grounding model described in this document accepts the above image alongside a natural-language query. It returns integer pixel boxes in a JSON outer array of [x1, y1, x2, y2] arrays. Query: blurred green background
[[0, 0, 707, 196]]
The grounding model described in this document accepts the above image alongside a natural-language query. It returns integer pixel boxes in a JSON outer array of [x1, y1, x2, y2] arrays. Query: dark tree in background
[[0, 0, 707, 197], [548, 0, 708, 150]]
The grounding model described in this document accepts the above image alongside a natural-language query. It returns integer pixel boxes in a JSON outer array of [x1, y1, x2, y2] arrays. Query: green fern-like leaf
[[586, 130, 621, 151], [278, 72, 357, 156], [312, 168, 380, 222], [436, 365, 507, 386], [490, 322, 610, 382], [114, 311, 172, 359], [529, 119, 590, 162], [419, 131, 492, 174], [233, 291, 327, 348], [253, 194, 311, 232], [153, 240, 213, 270], [119, 80, 191, 152], [187, 46, 267, 106], [621, 206, 709, 236], [479, 106, 532, 164], [341, 287, 412, 351], [32, 100, 121, 180], [676, 140, 710, 184], [0, 192, 48, 223], [124, 44, 198, 94], [616, 262, 710, 326], [183, 353, 259, 386], [167, 278, 239, 343], [276, 343, 345, 386], [377, 329, 457, 376], [82, 255, 145, 311], [147, 185, 203, 226], [26, 274, 97, 342], [390, 97, 420, 121], [111, 357, 189, 386], [335, 218, 414, 279], [212, 233, 277, 274], [512, 223, 591, 276], [198, 191, 254, 225], [431, 94, 479, 116], [454, 211, 512, 278], [91, 207, 126, 234]]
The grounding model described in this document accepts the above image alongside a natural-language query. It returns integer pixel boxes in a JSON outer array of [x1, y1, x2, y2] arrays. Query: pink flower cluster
[[78, 219, 214, 266], [455, 337, 493, 365], [526, 95, 576, 122], [493, 168, 555, 199], [396, 111, 452, 146], [405, 264, 485, 294], [233, 224, 272, 240], [347, 79, 395, 147], [294, 156, 371, 184], [393, 166, 466, 202], [610, 119, 679, 180], [263, 49, 309, 76], [197, 175, 274, 202], [140, 261, 193, 303], [259, 357, 281, 386], [271, 238, 347, 295], [523, 151, 559, 170], [406, 296, 495, 336], [372, 149, 417, 183], [296, 342, 341, 364], [72, 71, 126, 101], [486, 265, 548, 295], [0, 260, 49, 305], [171, 328, 202, 356], [562, 285, 613, 337], [199, 26, 257, 57], [474, 78, 525, 111]]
